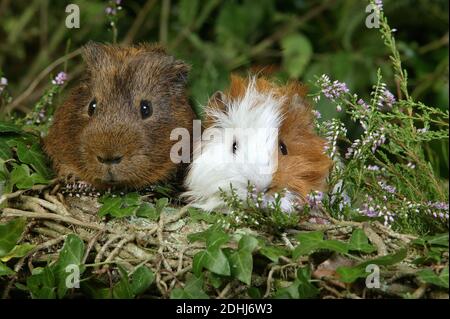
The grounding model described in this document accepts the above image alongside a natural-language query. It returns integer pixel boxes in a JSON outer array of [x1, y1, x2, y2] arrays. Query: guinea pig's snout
[[96, 154, 123, 165]]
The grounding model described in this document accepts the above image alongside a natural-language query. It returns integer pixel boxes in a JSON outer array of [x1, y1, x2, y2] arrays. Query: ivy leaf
[[228, 249, 253, 285], [112, 267, 134, 299], [348, 229, 376, 253], [170, 275, 209, 299], [98, 197, 122, 217], [0, 138, 12, 160], [336, 249, 407, 283], [16, 141, 52, 178], [259, 245, 289, 263], [122, 192, 140, 206], [0, 261, 15, 276], [296, 267, 320, 298], [417, 267, 449, 289], [130, 266, 154, 295], [0, 243, 35, 262], [135, 203, 159, 220], [26, 267, 57, 299], [54, 234, 85, 298], [197, 247, 231, 276], [9, 164, 48, 189], [155, 198, 169, 214], [275, 267, 318, 299], [206, 230, 230, 250], [238, 235, 258, 253], [0, 218, 26, 257], [293, 231, 348, 258], [188, 207, 218, 223]]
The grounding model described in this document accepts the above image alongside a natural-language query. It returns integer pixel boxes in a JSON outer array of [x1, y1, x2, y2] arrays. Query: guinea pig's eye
[[279, 141, 288, 155], [232, 140, 238, 154], [140, 100, 153, 119], [88, 99, 97, 117]]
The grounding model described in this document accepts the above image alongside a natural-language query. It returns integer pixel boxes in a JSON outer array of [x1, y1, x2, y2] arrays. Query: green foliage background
[[0, 0, 448, 181]]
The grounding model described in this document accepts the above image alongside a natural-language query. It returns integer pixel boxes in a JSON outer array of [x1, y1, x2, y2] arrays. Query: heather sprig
[[311, 2, 449, 233], [105, 0, 124, 43]]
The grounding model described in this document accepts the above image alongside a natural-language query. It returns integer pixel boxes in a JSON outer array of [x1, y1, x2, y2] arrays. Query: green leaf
[[281, 33, 313, 78], [27, 266, 57, 299], [275, 267, 318, 299], [170, 275, 209, 299], [193, 247, 230, 276], [1, 243, 35, 262], [111, 206, 137, 218], [336, 249, 407, 283], [135, 203, 159, 220], [0, 261, 15, 276], [155, 197, 169, 214], [207, 272, 223, 289], [54, 234, 85, 298], [259, 245, 289, 263], [9, 164, 48, 189], [0, 138, 12, 160], [348, 229, 376, 253], [122, 192, 141, 206], [228, 250, 253, 285], [206, 230, 230, 249], [296, 267, 319, 299], [293, 231, 348, 258], [417, 267, 449, 289], [130, 266, 154, 295], [98, 197, 122, 217], [238, 235, 258, 253], [188, 207, 218, 223], [16, 142, 52, 178], [0, 217, 26, 257], [0, 121, 22, 133], [112, 268, 134, 299]]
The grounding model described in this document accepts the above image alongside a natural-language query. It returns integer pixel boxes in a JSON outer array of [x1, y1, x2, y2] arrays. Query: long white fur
[[184, 78, 285, 212]]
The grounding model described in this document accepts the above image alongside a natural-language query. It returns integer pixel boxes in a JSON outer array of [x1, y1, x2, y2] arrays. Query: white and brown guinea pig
[[183, 74, 332, 213]]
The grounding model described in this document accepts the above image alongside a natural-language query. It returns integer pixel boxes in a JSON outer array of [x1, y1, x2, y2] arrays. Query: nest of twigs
[[0, 181, 447, 299]]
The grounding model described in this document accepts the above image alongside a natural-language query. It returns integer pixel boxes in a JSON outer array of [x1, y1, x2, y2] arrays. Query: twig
[[2, 208, 105, 231]]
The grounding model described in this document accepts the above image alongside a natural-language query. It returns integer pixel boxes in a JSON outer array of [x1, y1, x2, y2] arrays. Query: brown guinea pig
[[183, 74, 332, 212], [44, 42, 194, 189]]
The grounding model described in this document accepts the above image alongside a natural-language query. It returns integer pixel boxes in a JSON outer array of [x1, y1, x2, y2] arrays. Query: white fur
[[184, 78, 284, 212]]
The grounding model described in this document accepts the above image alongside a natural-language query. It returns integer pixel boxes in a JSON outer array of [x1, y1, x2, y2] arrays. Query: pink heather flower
[[367, 165, 380, 171], [318, 74, 349, 101], [382, 89, 396, 108], [312, 110, 321, 119], [357, 98, 370, 110], [374, 0, 383, 10], [378, 180, 396, 194], [306, 191, 323, 209], [52, 72, 68, 85], [105, 7, 117, 15]]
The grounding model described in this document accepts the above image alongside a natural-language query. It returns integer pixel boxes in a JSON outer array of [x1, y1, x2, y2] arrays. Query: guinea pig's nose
[[97, 155, 123, 165]]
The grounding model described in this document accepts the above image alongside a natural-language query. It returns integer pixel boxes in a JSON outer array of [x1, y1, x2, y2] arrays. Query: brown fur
[[44, 42, 194, 189], [210, 74, 332, 200]]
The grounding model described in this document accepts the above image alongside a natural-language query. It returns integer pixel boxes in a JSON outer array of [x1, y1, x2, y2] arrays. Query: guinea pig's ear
[[171, 60, 190, 86], [81, 41, 112, 71]]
